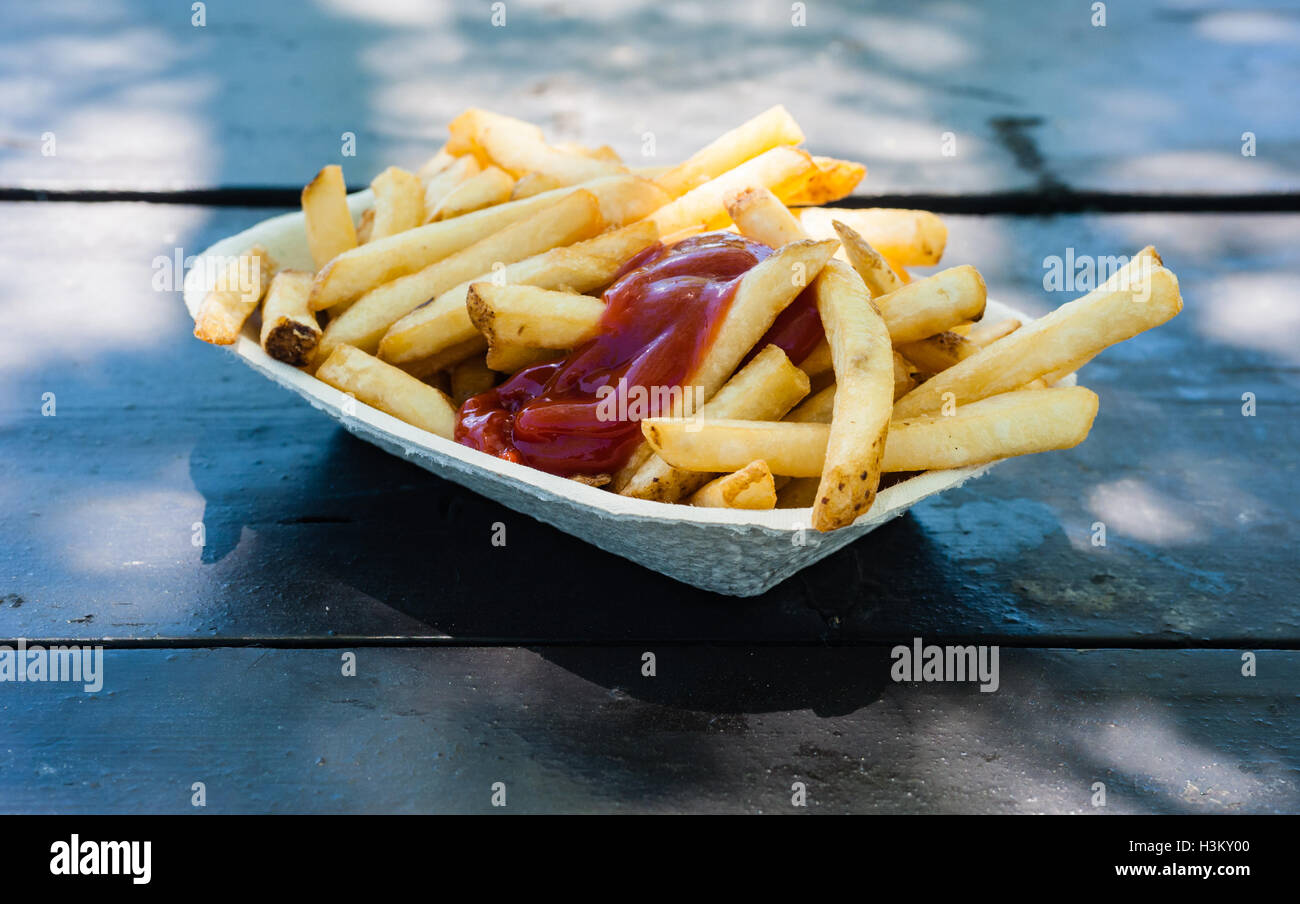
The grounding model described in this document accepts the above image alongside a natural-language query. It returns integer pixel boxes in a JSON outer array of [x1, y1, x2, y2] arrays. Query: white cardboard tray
[[183, 194, 1058, 596]]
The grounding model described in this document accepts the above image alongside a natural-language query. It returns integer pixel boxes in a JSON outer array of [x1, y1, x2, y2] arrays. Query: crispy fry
[[449, 355, 497, 405], [797, 207, 946, 266], [654, 106, 805, 198], [318, 189, 603, 359], [302, 165, 358, 270], [647, 146, 816, 236], [422, 155, 480, 222], [193, 244, 274, 345], [724, 186, 808, 246], [429, 165, 515, 221], [963, 317, 1021, 346], [790, 354, 916, 424], [466, 283, 604, 349], [894, 258, 1180, 418], [619, 344, 810, 501], [316, 344, 459, 439], [379, 221, 660, 364], [397, 335, 488, 380], [448, 108, 627, 182], [511, 172, 566, 199], [643, 386, 1099, 475], [309, 175, 665, 312], [874, 265, 987, 345], [833, 220, 903, 297], [782, 156, 866, 206], [810, 260, 894, 530], [689, 460, 777, 509], [369, 166, 424, 240], [259, 270, 321, 366]]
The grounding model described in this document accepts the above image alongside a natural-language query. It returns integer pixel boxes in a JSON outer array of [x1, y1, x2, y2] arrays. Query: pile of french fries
[[193, 106, 1182, 531]]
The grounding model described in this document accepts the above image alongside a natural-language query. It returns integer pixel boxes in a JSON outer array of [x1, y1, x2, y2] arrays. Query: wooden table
[[1, 0, 1296, 813]]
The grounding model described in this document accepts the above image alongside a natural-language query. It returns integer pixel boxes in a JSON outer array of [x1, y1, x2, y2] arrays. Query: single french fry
[[450, 355, 497, 405], [302, 166, 357, 270], [643, 386, 1100, 478], [318, 189, 604, 359], [619, 344, 810, 501], [430, 166, 515, 221], [356, 207, 375, 244], [316, 344, 459, 439], [193, 244, 274, 345], [833, 220, 903, 297], [485, 343, 565, 373], [894, 259, 1180, 418], [369, 166, 424, 240], [259, 270, 321, 366], [466, 283, 605, 349], [874, 265, 987, 345], [309, 175, 666, 312], [422, 155, 481, 223], [782, 157, 866, 206], [654, 106, 806, 197], [895, 330, 978, 373], [725, 186, 808, 247], [797, 208, 946, 266], [448, 108, 627, 182], [689, 460, 777, 509], [810, 260, 894, 530], [646, 146, 817, 236], [379, 221, 660, 364]]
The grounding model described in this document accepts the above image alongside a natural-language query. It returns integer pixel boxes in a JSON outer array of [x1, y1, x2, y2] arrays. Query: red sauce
[[456, 232, 776, 476]]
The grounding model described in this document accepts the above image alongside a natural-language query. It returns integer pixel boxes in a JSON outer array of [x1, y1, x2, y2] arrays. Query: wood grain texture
[[0, 1, 1295, 194], [0, 647, 1293, 814], [0, 202, 1294, 644]]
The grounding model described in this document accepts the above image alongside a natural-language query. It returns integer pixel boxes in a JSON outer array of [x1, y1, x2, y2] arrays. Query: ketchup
[[458, 232, 785, 476]]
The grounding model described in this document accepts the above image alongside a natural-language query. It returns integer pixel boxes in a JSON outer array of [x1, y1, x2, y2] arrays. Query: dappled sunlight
[[1196, 272, 1300, 364], [1100, 151, 1296, 193], [1087, 478, 1204, 546], [1194, 9, 1300, 45], [44, 487, 207, 575]]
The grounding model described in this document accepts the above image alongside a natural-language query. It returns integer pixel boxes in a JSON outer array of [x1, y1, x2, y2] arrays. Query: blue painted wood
[[0, 1, 1294, 194], [1, 647, 1293, 813]]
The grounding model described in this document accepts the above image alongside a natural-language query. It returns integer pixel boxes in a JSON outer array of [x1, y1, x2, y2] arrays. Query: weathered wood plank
[[0, 203, 1295, 643], [0, 647, 1293, 813], [0, 1, 1294, 194]]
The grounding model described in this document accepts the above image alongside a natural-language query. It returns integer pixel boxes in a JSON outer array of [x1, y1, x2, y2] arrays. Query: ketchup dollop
[[456, 230, 823, 477]]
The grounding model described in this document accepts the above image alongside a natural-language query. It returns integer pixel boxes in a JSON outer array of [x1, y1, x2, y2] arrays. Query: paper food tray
[[183, 193, 1069, 596]]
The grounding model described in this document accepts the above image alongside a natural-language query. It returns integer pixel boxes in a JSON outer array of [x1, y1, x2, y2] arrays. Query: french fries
[[302, 165, 357, 270], [797, 207, 946, 266], [309, 175, 666, 312], [316, 344, 459, 439], [317, 189, 604, 359], [466, 284, 604, 350], [643, 387, 1100, 476], [647, 146, 817, 236], [189, 106, 1183, 534], [689, 460, 777, 510], [894, 260, 1181, 418], [193, 245, 274, 345], [369, 166, 424, 240], [809, 260, 894, 530], [378, 221, 659, 365], [259, 270, 321, 365], [619, 344, 810, 501], [654, 105, 805, 198], [429, 165, 515, 221]]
